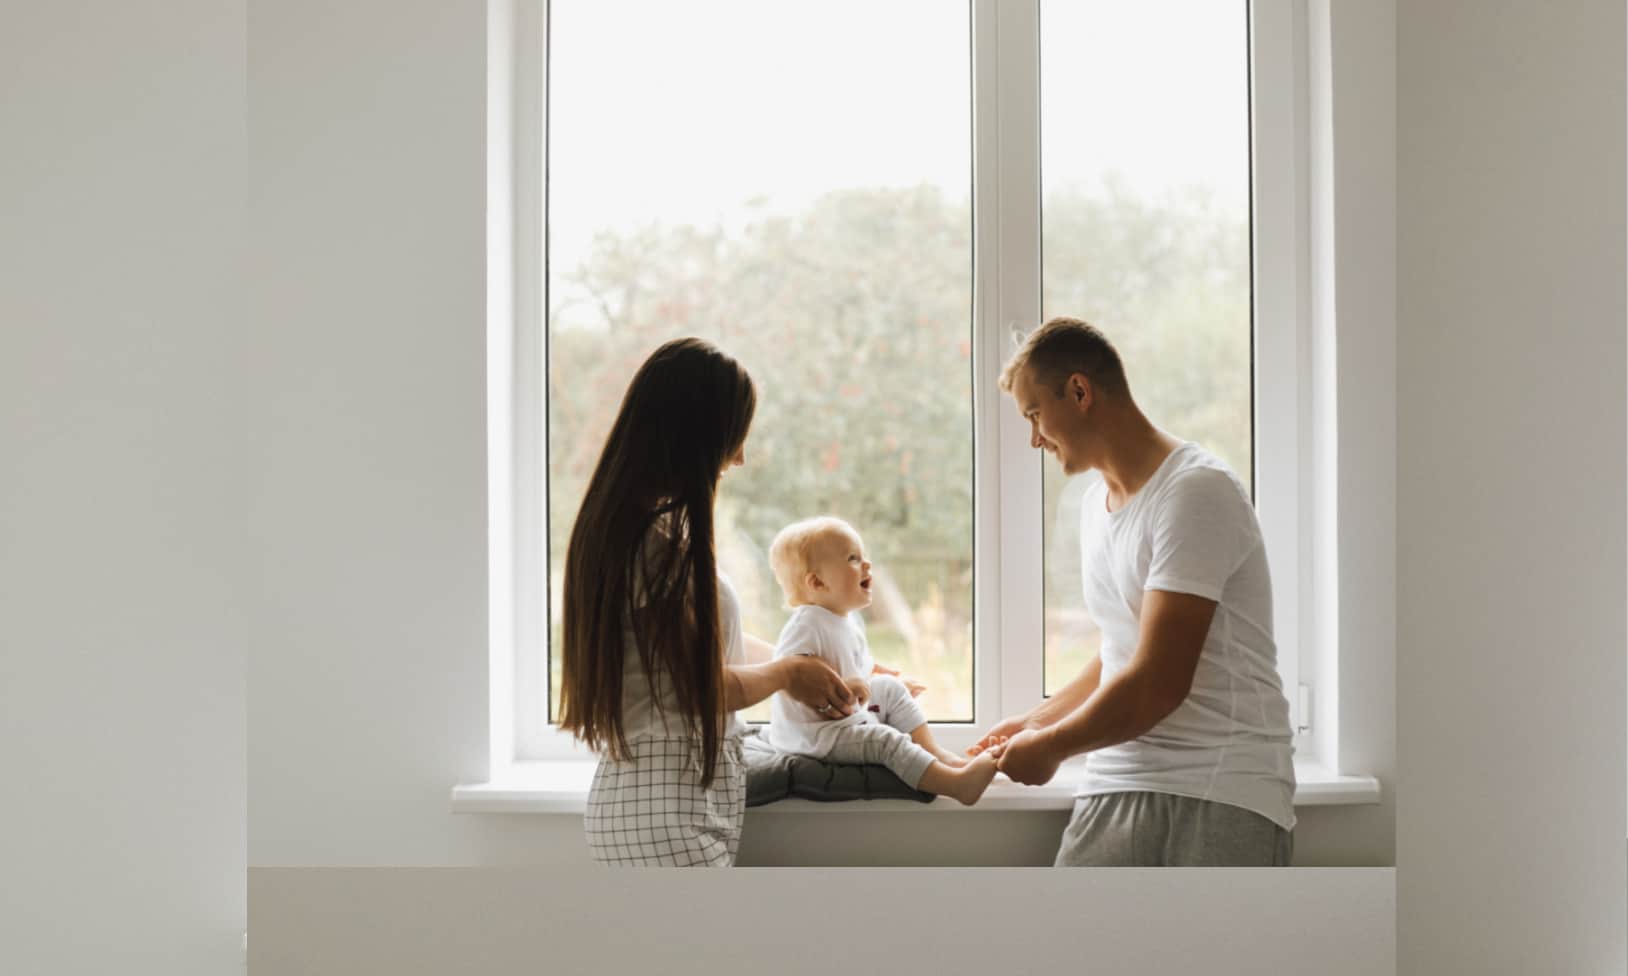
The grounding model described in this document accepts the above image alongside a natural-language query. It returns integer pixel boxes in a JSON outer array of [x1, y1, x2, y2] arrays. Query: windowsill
[[450, 757, 1379, 815]]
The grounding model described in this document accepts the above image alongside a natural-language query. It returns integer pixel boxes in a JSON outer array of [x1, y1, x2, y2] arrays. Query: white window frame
[[488, 0, 1320, 772]]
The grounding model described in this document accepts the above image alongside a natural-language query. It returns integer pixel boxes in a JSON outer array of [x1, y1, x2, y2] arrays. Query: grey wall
[[1396, 1, 1627, 972], [0, 2, 246, 973]]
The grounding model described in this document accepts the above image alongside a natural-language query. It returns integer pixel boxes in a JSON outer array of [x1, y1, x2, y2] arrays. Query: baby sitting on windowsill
[[765, 516, 997, 806]]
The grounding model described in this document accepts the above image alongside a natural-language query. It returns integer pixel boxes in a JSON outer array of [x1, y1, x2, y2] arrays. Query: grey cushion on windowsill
[[741, 728, 934, 806]]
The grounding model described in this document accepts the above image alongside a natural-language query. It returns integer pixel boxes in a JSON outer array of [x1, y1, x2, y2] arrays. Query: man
[[975, 317, 1296, 866]]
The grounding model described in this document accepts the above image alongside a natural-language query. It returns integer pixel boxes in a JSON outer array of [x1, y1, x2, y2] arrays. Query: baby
[[766, 516, 997, 805]]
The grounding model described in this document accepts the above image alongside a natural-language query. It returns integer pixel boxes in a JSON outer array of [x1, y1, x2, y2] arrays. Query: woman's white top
[[617, 571, 746, 742]]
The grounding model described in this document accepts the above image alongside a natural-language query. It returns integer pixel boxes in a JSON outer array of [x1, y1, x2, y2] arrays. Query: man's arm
[[995, 589, 1215, 784], [969, 654, 1101, 754], [1034, 653, 1103, 726]]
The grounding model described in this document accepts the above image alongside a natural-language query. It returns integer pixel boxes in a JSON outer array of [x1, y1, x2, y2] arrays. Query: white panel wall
[[247, 0, 495, 866], [1396, 1, 1627, 972], [0, 2, 247, 972]]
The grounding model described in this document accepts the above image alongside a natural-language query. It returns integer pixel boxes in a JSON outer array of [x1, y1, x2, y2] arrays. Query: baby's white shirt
[[766, 604, 874, 754]]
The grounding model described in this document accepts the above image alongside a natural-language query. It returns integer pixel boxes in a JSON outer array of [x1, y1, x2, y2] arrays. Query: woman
[[559, 337, 855, 866]]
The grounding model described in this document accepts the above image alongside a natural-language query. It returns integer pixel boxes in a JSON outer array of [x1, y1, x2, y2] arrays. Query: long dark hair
[[558, 337, 756, 787]]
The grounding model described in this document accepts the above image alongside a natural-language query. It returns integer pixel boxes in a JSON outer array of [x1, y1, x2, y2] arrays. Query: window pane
[[1040, 1, 1253, 696], [547, 1, 974, 723]]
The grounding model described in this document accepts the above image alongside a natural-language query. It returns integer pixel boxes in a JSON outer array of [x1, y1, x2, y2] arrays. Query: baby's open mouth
[[860, 577, 872, 590]]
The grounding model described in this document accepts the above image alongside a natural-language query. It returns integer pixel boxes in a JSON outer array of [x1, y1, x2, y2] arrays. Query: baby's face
[[810, 527, 873, 613]]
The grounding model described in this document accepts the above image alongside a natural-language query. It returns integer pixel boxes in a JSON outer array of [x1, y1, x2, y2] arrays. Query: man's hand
[[968, 712, 1039, 756], [992, 728, 1063, 786], [783, 655, 856, 719]]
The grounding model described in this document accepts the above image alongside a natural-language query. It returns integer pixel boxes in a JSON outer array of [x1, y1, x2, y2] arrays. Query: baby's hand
[[870, 662, 900, 677], [843, 676, 872, 705], [903, 676, 927, 697]]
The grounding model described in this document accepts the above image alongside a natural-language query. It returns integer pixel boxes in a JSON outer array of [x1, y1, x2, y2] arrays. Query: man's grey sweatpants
[[1054, 791, 1293, 867]]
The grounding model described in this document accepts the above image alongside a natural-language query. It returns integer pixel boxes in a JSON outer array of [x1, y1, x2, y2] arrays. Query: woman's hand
[[783, 655, 856, 719]]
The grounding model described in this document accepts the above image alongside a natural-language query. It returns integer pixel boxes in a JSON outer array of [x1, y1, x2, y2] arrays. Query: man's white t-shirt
[[618, 572, 747, 741], [1077, 441, 1297, 830], [766, 605, 873, 754]]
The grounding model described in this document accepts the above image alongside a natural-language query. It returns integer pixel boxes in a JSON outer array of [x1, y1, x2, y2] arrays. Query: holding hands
[[971, 713, 1064, 786], [967, 713, 1039, 756], [984, 728, 1063, 786]]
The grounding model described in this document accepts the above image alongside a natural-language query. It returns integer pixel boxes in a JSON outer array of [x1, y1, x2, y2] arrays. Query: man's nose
[[1030, 427, 1043, 449]]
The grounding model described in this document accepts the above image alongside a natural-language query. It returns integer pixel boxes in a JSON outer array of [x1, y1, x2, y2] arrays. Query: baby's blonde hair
[[768, 516, 856, 607]]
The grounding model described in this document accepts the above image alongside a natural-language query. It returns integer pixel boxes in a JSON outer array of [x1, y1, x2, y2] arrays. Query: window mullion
[[1249, 0, 1312, 756], [975, 0, 1043, 724], [514, 0, 554, 761]]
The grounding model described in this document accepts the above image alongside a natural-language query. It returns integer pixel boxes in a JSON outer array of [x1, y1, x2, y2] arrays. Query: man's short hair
[[768, 516, 852, 607], [997, 316, 1130, 399]]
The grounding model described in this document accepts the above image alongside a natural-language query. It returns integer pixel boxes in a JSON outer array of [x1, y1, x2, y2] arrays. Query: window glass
[[1039, 1, 1253, 695], [547, 0, 975, 721]]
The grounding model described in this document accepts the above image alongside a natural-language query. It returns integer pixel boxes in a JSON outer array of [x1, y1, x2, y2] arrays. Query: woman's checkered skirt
[[585, 735, 745, 866]]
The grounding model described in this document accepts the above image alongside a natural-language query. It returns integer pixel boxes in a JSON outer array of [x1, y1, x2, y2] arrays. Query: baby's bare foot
[[949, 753, 999, 806]]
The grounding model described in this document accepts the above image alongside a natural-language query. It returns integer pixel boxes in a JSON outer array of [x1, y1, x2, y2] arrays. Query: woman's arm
[[743, 632, 776, 665], [724, 655, 855, 715]]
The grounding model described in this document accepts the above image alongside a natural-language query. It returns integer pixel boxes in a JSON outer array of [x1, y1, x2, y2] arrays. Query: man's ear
[[1068, 373, 1094, 410]]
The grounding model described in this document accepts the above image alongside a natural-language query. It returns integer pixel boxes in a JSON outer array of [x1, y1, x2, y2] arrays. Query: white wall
[[1395, 1, 1626, 972], [1313, 0, 1399, 869], [0, 2, 246, 973], [246, 0, 496, 868]]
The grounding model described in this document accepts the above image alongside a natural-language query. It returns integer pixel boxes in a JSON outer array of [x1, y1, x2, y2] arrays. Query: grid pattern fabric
[[585, 735, 745, 866]]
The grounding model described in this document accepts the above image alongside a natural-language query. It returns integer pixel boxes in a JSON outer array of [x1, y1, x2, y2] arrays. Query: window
[[496, 0, 1312, 764], [1038, 1, 1254, 695], [536, 0, 975, 734]]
